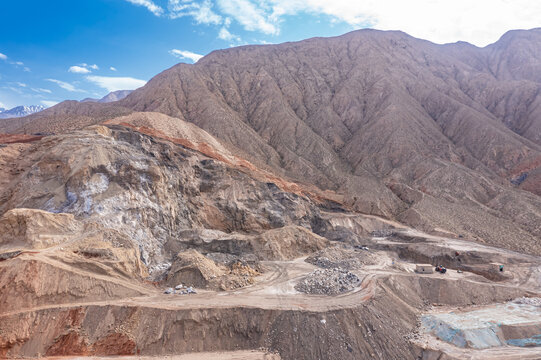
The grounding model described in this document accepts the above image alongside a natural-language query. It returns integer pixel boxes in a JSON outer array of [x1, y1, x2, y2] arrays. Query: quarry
[[1, 27, 541, 360], [0, 124, 540, 359]]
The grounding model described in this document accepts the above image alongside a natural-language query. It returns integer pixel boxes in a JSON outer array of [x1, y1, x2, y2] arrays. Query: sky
[[1, 0, 540, 109]]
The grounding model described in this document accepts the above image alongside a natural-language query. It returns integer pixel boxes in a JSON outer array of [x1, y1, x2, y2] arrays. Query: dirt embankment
[[0, 287, 419, 360]]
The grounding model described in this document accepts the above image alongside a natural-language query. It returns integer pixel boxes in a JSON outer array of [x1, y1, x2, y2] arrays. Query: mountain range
[[0, 105, 45, 119], [2, 28, 541, 255]]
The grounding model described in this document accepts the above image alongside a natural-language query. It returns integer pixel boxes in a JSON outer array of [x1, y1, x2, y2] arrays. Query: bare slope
[[2, 29, 541, 252]]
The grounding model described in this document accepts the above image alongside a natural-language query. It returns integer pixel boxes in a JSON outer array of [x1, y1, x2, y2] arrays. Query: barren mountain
[[3, 29, 541, 255]]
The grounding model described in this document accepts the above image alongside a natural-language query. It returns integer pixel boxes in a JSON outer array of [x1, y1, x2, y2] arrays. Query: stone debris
[[513, 297, 541, 307], [164, 285, 197, 295], [295, 268, 361, 295], [306, 246, 377, 270]]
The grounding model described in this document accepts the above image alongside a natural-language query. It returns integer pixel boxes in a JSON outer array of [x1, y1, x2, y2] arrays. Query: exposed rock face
[[2, 29, 541, 253], [0, 125, 327, 275]]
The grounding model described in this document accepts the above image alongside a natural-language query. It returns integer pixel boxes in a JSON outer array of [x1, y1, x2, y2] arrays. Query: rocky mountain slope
[[2, 29, 541, 255]]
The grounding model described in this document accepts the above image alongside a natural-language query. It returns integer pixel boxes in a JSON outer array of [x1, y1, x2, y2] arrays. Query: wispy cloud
[[125, 0, 164, 16], [41, 100, 59, 107], [169, 49, 204, 63], [85, 75, 147, 92], [46, 79, 85, 92], [31, 88, 52, 94], [16, 82, 27, 87], [3, 86, 23, 95], [110, 66, 118, 71], [69, 65, 92, 74], [0, 53, 30, 71], [168, 0, 222, 24]]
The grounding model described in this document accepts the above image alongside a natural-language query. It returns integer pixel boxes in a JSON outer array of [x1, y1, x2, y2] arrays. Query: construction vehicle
[[435, 265, 447, 274]]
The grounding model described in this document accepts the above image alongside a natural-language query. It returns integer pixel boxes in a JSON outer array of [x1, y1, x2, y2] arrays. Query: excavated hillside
[[1, 115, 541, 359], [2, 29, 541, 255]]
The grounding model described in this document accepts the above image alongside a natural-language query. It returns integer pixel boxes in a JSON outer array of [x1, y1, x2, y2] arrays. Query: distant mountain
[[0, 105, 45, 119], [81, 90, 133, 104]]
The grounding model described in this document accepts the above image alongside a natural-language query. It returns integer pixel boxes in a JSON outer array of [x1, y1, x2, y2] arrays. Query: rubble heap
[[295, 268, 361, 295]]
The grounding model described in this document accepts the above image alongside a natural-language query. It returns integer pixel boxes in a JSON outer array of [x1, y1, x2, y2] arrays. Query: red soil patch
[[46, 332, 90, 356], [509, 154, 541, 177], [93, 332, 136, 356], [0, 133, 43, 144]]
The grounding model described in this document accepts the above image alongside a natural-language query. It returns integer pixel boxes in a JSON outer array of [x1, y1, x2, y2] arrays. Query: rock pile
[[514, 297, 541, 307], [164, 284, 197, 295], [295, 268, 361, 295], [306, 246, 377, 270]]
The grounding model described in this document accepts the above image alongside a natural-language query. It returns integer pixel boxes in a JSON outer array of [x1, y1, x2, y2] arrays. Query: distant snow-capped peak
[[0, 105, 46, 119]]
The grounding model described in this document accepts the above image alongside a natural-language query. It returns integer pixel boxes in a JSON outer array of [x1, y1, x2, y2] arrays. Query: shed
[[416, 264, 434, 274]]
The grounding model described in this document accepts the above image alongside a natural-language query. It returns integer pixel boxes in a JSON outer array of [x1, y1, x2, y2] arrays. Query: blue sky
[[1, 0, 540, 109]]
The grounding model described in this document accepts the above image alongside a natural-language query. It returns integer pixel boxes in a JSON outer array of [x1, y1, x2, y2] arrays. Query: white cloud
[[168, 0, 222, 24], [148, 0, 541, 46], [0, 101, 6, 109], [46, 79, 84, 92], [16, 82, 27, 87], [89, 64, 99, 70], [125, 0, 163, 16], [85, 75, 147, 92], [217, 0, 278, 34], [23, 67, 31, 72], [264, 0, 541, 46], [41, 100, 59, 107], [110, 66, 118, 71], [14, 61, 23, 66], [218, 27, 242, 42], [169, 49, 204, 63], [69, 65, 92, 74], [0, 53, 7, 60], [31, 88, 52, 94]]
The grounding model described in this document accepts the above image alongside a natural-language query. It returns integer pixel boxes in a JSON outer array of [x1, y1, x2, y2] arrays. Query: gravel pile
[[513, 297, 541, 307], [295, 268, 361, 295], [306, 246, 377, 270]]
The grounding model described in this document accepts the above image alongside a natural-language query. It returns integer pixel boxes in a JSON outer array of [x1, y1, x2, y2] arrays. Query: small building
[[416, 264, 434, 274], [489, 263, 504, 272]]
